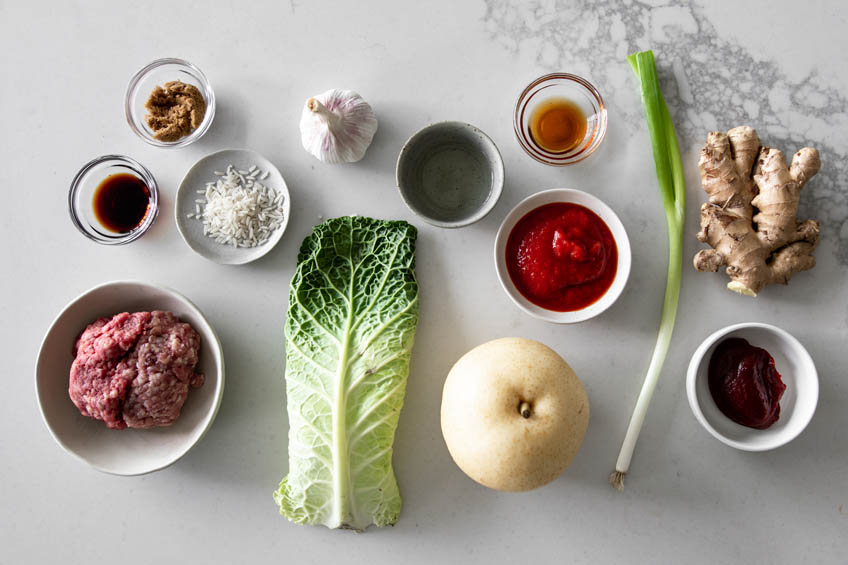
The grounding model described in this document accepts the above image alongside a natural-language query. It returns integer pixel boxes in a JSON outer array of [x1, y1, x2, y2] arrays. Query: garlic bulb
[[299, 89, 378, 164]]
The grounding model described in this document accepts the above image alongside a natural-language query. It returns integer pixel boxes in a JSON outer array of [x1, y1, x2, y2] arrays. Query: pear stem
[[519, 401, 531, 419]]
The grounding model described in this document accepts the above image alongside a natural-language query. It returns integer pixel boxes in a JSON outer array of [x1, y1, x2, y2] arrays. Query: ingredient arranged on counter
[[69, 154, 160, 244], [513, 72, 607, 166], [300, 89, 378, 163], [396, 121, 504, 228], [69, 311, 204, 429], [441, 338, 589, 492], [506, 202, 617, 311], [685, 323, 817, 452], [494, 188, 632, 324], [708, 338, 786, 429], [694, 126, 821, 296], [92, 173, 152, 233], [528, 97, 587, 153], [611, 50, 685, 492], [144, 80, 207, 142], [274, 216, 419, 531], [188, 164, 285, 248]]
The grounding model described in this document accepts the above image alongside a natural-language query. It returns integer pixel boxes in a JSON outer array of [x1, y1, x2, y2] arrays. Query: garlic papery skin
[[299, 89, 378, 164]]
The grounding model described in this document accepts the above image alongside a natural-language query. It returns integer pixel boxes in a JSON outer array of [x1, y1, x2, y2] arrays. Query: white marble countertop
[[2, 0, 846, 562]]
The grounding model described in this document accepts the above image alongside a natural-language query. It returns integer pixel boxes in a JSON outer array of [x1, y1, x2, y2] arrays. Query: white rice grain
[[189, 164, 286, 248]]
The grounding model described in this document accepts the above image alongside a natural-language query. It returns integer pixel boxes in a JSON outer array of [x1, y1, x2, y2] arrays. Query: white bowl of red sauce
[[686, 322, 818, 451], [494, 188, 631, 324]]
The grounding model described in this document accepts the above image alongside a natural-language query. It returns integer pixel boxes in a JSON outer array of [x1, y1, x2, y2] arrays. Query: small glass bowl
[[69, 155, 159, 245], [125, 58, 216, 148], [514, 73, 607, 166]]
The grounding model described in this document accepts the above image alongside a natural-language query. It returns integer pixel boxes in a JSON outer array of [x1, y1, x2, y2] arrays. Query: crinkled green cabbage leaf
[[274, 216, 419, 530]]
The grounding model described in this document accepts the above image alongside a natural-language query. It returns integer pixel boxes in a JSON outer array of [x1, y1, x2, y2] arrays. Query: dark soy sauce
[[93, 173, 151, 233]]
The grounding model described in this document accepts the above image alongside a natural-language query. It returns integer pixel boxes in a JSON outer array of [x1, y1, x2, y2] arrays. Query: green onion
[[610, 51, 686, 491]]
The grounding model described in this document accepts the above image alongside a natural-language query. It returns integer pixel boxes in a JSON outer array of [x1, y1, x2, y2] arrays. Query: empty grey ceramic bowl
[[396, 121, 504, 228]]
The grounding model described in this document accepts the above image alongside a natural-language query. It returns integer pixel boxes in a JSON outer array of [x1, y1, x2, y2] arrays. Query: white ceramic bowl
[[175, 148, 290, 264], [494, 188, 631, 324], [686, 322, 818, 451], [35, 281, 225, 475]]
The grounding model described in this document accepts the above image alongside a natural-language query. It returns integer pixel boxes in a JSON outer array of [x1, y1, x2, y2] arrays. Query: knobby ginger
[[694, 126, 820, 296]]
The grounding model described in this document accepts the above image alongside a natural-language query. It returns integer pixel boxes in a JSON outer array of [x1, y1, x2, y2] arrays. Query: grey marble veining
[[484, 0, 848, 264]]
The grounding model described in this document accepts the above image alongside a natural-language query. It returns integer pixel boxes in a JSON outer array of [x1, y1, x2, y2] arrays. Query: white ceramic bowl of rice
[[175, 148, 291, 264]]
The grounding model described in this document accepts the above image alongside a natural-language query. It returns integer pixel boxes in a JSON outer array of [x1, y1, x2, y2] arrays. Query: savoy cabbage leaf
[[274, 216, 419, 530]]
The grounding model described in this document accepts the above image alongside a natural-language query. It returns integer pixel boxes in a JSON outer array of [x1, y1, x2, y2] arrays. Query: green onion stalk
[[610, 51, 686, 491]]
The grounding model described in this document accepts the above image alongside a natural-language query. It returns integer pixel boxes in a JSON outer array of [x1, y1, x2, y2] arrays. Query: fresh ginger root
[[694, 126, 821, 296]]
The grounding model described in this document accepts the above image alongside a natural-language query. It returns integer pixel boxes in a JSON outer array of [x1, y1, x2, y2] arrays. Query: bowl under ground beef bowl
[[35, 281, 225, 475]]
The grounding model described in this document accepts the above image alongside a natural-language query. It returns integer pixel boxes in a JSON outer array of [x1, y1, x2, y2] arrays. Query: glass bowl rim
[[124, 57, 216, 148], [513, 72, 608, 166], [68, 154, 160, 245]]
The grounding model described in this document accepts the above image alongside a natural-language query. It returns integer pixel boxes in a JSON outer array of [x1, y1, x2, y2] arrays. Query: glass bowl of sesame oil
[[69, 155, 159, 244], [514, 73, 607, 166]]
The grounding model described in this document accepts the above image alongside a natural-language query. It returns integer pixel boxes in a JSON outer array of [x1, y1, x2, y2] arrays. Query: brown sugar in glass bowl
[[125, 58, 215, 148], [144, 81, 207, 142]]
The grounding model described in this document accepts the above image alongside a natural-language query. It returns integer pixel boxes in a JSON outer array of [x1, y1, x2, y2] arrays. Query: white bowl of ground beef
[[35, 281, 225, 475]]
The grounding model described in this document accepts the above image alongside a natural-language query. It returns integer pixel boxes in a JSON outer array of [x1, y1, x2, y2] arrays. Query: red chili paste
[[708, 338, 786, 429], [506, 202, 617, 312]]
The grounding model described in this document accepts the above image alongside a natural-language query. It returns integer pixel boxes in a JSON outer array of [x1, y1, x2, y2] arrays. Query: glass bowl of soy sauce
[[514, 73, 607, 166], [69, 155, 159, 244]]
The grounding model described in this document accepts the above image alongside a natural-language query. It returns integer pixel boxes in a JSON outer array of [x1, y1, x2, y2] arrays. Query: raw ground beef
[[69, 311, 204, 429]]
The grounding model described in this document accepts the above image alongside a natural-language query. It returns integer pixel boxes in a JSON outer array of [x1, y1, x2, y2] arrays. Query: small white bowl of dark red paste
[[35, 281, 224, 475], [494, 188, 631, 324], [687, 323, 818, 451]]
